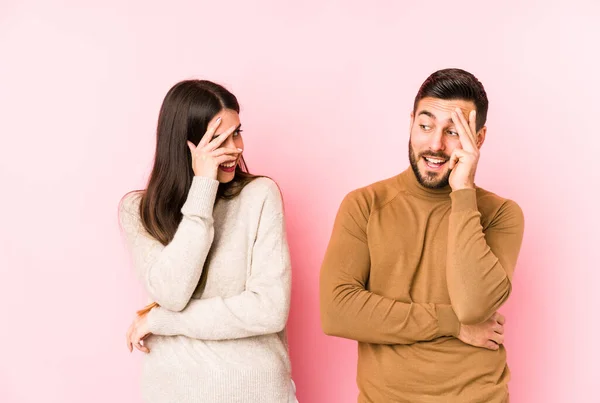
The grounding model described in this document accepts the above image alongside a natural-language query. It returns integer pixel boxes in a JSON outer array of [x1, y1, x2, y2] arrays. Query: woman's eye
[[233, 129, 243, 137]]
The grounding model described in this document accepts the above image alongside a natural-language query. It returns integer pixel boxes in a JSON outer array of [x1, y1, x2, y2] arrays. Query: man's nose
[[428, 130, 445, 152]]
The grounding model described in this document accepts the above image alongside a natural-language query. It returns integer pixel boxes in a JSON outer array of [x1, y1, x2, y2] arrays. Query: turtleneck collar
[[397, 166, 453, 200]]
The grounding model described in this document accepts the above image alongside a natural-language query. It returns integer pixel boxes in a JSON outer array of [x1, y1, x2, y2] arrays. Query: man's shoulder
[[475, 186, 520, 208], [475, 186, 524, 225], [343, 174, 403, 213]]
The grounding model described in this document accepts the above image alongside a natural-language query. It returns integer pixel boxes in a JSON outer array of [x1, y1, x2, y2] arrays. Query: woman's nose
[[222, 134, 235, 148]]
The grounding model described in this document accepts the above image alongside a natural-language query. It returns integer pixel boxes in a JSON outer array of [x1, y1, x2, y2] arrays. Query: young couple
[[119, 68, 524, 403]]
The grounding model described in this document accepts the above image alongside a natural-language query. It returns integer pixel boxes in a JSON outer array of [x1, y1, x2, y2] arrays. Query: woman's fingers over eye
[[210, 147, 243, 157], [205, 125, 238, 151], [199, 117, 222, 147]]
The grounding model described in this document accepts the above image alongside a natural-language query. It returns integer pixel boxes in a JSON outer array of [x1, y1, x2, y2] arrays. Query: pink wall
[[1, 1, 599, 402]]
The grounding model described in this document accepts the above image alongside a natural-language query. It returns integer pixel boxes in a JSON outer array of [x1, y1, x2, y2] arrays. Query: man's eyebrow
[[417, 110, 453, 124], [417, 110, 436, 119]]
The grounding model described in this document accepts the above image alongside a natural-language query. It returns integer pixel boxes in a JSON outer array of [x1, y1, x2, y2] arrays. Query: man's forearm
[[446, 189, 524, 324]]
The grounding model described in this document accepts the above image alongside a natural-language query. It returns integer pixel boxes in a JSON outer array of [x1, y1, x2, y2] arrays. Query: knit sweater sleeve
[[146, 181, 292, 340], [446, 189, 525, 325], [319, 190, 460, 345], [119, 176, 219, 312]]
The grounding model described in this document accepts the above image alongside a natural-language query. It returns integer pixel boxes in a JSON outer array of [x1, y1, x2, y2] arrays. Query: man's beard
[[408, 140, 451, 189]]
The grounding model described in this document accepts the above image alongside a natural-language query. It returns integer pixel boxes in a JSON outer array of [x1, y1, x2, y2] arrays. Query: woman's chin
[[217, 173, 235, 184]]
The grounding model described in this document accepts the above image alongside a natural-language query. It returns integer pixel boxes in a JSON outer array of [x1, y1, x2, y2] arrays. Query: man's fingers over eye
[[468, 110, 477, 138], [452, 109, 476, 151]]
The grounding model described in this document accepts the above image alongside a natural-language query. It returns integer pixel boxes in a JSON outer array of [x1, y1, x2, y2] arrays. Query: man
[[320, 68, 524, 402]]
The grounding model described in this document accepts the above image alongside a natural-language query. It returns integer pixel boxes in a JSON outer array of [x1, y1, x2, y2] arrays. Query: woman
[[119, 79, 296, 402]]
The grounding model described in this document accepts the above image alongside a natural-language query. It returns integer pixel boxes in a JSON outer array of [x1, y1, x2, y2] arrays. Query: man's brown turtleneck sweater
[[320, 168, 524, 402]]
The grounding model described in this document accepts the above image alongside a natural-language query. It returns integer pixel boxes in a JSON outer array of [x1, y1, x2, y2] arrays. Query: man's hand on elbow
[[457, 312, 506, 351]]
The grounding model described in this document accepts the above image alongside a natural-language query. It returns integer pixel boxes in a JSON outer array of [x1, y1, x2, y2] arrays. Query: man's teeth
[[220, 162, 236, 168], [424, 157, 446, 164]]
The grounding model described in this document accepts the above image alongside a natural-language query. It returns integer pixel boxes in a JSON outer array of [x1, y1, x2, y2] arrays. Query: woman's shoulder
[[242, 176, 281, 198], [118, 191, 143, 227], [240, 177, 284, 212]]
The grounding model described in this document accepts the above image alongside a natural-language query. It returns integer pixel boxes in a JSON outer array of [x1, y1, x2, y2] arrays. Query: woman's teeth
[[220, 161, 236, 168]]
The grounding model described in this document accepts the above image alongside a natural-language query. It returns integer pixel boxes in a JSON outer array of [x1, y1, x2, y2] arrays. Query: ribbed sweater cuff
[[181, 176, 220, 218], [450, 188, 477, 213], [437, 305, 460, 337], [146, 307, 177, 336]]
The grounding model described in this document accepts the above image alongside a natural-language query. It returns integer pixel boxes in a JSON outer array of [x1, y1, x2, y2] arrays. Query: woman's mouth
[[219, 161, 236, 173]]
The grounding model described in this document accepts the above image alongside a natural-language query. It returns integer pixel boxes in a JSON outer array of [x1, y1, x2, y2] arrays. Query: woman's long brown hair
[[132, 80, 260, 315]]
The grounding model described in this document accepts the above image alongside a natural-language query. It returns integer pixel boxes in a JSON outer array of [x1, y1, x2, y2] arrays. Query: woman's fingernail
[[237, 148, 243, 152], [216, 117, 222, 123]]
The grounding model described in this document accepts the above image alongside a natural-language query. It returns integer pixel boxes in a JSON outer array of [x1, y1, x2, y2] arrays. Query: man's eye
[[419, 125, 431, 131], [448, 130, 459, 136]]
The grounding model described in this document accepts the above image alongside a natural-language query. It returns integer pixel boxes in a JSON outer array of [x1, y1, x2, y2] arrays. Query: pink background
[[1, 1, 599, 402]]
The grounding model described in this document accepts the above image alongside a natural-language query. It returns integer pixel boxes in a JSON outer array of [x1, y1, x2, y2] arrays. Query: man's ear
[[476, 126, 487, 149], [409, 112, 415, 132]]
